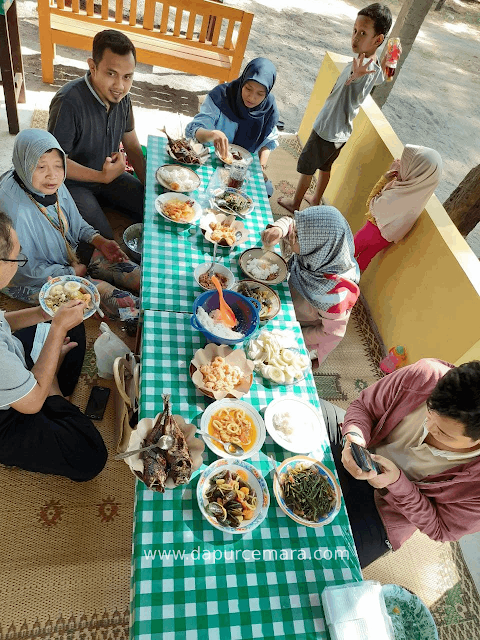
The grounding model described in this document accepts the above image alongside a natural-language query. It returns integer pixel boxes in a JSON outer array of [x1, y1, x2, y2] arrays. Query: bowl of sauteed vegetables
[[232, 280, 281, 322], [273, 456, 341, 527], [197, 459, 270, 534]]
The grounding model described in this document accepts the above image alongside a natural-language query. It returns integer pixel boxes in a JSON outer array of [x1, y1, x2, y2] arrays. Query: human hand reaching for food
[[261, 226, 283, 247], [211, 130, 229, 161], [51, 299, 86, 332]]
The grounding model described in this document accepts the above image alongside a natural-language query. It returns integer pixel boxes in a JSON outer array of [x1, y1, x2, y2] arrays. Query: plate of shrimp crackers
[[39, 275, 100, 320]]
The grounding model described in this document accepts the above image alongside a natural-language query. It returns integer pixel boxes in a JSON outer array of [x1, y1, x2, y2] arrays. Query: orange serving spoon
[[211, 275, 237, 328]]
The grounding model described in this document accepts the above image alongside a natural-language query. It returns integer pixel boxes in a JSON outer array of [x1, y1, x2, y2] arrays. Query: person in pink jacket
[[322, 358, 480, 567]]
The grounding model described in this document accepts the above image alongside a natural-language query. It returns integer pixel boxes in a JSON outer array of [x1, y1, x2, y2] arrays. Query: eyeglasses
[[0, 252, 28, 267]]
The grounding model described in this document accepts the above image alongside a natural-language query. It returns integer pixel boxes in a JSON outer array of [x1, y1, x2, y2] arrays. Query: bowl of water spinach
[[273, 456, 341, 527]]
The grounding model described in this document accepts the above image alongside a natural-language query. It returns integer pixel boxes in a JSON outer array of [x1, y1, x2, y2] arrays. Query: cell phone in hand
[[350, 442, 382, 474], [85, 385, 110, 420]]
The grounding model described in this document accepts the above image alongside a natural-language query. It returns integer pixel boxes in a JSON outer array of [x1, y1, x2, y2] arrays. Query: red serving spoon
[[211, 275, 237, 328]]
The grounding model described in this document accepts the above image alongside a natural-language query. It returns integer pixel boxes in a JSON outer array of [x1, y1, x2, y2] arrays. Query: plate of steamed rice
[[238, 248, 288, 285], [155, 164, 200, 193]]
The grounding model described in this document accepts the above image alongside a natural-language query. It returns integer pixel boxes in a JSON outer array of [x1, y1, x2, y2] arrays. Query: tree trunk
[[372, 0, 436, 108], [443, 165, 480, 237], [435, 0, 447, 11]]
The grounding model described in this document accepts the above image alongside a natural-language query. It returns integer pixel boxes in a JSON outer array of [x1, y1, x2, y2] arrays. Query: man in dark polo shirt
[[48, 30, 145, 239]]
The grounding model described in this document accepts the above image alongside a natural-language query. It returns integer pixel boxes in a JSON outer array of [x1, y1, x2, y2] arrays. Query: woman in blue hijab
[[185, 58, 279, 196]]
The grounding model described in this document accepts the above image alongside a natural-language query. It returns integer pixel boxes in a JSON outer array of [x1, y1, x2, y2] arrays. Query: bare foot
[[303, 193, 325, 206], [56, 337, 78, 374], [277, 196, 298, 213]]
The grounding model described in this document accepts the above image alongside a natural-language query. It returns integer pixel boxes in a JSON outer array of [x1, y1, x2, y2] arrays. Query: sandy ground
[[7, 0, 480, 251]]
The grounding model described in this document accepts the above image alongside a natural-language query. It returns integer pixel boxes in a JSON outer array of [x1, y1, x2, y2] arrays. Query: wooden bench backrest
[[48, 0, 251, 53]]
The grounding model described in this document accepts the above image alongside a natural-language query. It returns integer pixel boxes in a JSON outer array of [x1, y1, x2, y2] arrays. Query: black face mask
[[13, 170, 57, 206]]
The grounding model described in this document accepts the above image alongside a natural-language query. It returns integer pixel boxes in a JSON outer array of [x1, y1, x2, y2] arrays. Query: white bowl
[[194, 262, 235, 291], [199, 398, 266, 461], [273, 456, 341, 527], [197, 458, 270, 534], [154, 192, 202, 225]]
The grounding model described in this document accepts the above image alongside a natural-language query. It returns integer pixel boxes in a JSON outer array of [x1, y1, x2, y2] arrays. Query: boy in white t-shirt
[[278, 3, 392, 213]]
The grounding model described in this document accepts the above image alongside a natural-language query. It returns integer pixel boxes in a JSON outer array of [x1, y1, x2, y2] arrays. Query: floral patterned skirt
[[3, 250, 141, 320]]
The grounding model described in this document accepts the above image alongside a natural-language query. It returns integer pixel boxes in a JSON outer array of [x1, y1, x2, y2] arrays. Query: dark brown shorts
[[297, 130, 345, 175]]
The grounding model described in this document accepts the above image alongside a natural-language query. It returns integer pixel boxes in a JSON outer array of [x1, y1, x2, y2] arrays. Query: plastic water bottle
[[385, 38, 402, 82], [380, 346, 407, 374]]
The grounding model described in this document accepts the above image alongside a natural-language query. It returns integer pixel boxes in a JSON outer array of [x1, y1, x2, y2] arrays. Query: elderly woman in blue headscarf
[[0, 129, 140, 319], [262, 206, 360, 367], [185, 58, 279, 196]]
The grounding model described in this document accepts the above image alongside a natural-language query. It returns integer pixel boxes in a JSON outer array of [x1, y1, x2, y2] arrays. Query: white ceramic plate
[[197, 458, 269, 534], [232, 280, 281, 321], [210, 188, 254, 218], [39, 275, 100, 320], [273, 456, 341, 528], [154, 192, 203, 225], [238, 248, 288, 285], [199, 398, 266, 461], [155, 164, 201, 192], [215, 144, 253, 166], [264, 396, 325, 453]]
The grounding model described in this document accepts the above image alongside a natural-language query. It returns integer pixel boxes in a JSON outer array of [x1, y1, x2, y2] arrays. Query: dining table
[[130, 135, 362, 639]]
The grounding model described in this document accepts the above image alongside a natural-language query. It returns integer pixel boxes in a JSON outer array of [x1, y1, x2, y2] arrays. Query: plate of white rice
[[239, 248, 288, 285], [155, 164, 200, 192]]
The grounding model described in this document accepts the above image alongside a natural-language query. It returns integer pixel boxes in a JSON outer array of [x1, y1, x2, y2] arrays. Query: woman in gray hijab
[[0, 128, 140, 319]]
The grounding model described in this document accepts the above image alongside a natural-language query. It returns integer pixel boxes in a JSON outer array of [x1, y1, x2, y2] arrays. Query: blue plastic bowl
[[191, 289, 260, 345]]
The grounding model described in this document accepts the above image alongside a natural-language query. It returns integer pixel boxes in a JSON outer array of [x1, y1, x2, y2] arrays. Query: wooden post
[[0, 0, 26, 133]]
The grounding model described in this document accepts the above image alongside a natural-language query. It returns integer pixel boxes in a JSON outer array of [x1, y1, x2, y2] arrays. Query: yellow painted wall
[[299, 52, 480, 365]]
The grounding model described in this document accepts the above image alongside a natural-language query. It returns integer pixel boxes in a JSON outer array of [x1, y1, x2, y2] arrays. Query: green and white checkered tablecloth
[[140, 136, 296, 322], [131, 311, 362, 640]]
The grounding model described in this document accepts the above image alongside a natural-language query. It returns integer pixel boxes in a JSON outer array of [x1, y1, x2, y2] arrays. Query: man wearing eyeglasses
[[0, 211, 107, 481]]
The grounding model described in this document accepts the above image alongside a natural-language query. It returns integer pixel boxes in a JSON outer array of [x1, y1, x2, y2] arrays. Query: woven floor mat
[[363, 532, 480, 639]]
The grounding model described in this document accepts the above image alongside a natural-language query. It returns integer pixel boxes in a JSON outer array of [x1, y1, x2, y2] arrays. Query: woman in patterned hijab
[[262, 206, 360, 366]]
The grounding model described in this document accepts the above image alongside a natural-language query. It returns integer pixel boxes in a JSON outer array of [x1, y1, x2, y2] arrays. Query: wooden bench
[[37, 0, 254, 84]]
